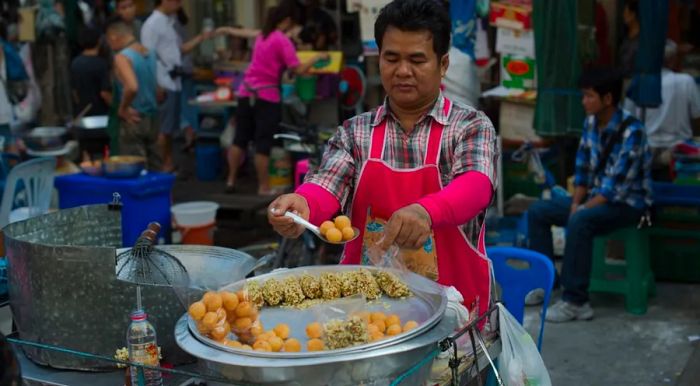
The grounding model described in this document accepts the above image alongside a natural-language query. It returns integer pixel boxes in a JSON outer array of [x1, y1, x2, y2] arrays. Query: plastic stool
[[295, 158, 310, 189], [589, 227, 656, 315]]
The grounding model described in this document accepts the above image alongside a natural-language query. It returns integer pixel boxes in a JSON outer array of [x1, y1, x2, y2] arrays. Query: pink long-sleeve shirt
[[296, 171, 493, 227]]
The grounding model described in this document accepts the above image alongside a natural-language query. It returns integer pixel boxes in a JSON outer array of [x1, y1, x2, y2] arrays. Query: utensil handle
[[284, 211, 320, 235]]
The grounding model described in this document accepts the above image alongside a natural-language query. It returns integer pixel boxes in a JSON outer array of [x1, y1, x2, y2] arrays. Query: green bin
[[295, 75, 317, 102]]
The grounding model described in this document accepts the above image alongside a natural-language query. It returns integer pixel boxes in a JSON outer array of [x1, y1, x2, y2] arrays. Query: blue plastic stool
[[487, 246, 555, 350]]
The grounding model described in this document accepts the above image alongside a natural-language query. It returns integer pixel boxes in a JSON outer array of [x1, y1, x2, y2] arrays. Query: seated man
[[527, 68, 652, 322], [105, 16, 162, 171], [624, 39, 700, 179]]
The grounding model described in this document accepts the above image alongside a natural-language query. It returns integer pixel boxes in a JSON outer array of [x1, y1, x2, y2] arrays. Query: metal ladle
[[283, 211, 360, 245]]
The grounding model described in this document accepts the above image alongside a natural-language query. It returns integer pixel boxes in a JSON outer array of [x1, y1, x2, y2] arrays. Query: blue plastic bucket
[[196, 145, 222, 181]]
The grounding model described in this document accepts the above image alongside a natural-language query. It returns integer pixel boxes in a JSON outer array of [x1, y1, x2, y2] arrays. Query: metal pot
[[103, 156, 145, 178], [23, 127, 70, 151]]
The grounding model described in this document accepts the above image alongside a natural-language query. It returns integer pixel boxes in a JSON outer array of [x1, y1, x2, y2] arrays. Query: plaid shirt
[[574, 109, 653, 209], [305, 93, 498, 245]]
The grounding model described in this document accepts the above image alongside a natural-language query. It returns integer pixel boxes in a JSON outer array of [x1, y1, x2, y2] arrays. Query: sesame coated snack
[[323, 316, 369, 350], [262, 278, 284, 306], [282, 276, 305, 306], [299, 273, 322, 299], [320, 272, 343, 300], [374, 271, 412, 298]]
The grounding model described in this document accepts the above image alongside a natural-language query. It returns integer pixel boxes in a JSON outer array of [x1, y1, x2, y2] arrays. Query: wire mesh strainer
[[116, 222, 190, 310]]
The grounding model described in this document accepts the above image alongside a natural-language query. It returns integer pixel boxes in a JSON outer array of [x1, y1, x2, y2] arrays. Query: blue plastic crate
[[652, 182, 700, 207], [54, 172, 175, 247]]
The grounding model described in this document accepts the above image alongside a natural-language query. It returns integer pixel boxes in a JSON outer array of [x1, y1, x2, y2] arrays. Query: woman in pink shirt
[[222, 0, 327, 194]]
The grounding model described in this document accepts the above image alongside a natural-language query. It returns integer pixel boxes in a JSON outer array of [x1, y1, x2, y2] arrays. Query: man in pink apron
[[268, 0, 497, 320]]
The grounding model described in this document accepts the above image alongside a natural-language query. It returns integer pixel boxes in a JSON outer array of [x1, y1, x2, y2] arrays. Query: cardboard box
[[490, 1, 533, 30], [496, 27, 535, 57], [501, 55, 536, 89], [499, 100, 540, 142]]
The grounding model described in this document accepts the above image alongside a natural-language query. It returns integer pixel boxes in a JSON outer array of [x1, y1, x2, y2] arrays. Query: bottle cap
[[130, 310, 147, 321]]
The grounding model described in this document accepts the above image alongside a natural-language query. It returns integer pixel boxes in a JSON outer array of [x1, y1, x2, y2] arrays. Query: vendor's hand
[[119, 107, 141, 125], [268, 193, 310, 239], [381, 204, 432, 250]]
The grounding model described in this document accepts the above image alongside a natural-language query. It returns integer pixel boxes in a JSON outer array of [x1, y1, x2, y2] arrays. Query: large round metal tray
[[186, 265, 447, 359]]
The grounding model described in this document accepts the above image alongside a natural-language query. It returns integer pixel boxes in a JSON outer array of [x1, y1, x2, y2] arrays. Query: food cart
[[3, 202, 500, 386]]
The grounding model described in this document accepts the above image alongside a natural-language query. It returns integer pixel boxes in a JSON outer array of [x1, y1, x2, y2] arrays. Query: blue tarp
[[450, 0, 477, 59]]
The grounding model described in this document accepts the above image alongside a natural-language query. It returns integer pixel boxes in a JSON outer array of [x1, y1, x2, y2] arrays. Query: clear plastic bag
[[364, 244, 413, 299], [185, 281, 263, 346], [496, 303, 552, 386]]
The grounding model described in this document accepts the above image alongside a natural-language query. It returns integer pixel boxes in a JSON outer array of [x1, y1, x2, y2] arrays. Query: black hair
[[374, 0, 451, 59], [79, 26, 102, 50], [578, 68, 624, 106], [177, 7, 188, 26], [624, 0, 639, 18], [262, 0, 301, 38], [154, 0, 163, 6], [105, 15, 132, 35]]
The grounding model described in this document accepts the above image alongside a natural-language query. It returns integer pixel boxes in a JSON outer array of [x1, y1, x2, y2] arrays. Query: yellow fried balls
[[305, 322, 323, 339], [273, 323, 291, 339], [334, 215, 351, 230], [319, 221, 335, 236], [188, 302, 206, 321], [307, 338, 325, 351], [284, 338, 302, 352], [403, 320, 419, 332], [325, 228, 343, 243]]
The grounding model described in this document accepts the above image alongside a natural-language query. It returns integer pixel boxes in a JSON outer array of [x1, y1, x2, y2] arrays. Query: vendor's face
[[117, 0, 136, 22], [379, 27, 448, 109], [581, 88, 612, 116]]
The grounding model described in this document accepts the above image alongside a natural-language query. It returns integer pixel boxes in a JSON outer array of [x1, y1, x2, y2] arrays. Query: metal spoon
[[283, 211, 359, 245]]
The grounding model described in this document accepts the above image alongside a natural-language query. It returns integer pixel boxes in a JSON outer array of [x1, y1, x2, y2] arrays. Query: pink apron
[[341, 99, 492, 320]]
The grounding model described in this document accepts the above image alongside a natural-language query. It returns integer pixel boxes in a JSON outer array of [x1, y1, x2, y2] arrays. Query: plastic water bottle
[[127, 310, 163, 386]]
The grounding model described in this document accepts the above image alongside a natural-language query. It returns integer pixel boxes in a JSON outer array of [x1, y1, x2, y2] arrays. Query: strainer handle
[[135, 222, 162, 247]]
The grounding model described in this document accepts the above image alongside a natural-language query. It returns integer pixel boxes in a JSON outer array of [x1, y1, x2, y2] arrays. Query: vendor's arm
[[275, 32, 329, 75], [416, 171, 493, 227], [268, 123, 355, 237], [114, 54, 140, 124]]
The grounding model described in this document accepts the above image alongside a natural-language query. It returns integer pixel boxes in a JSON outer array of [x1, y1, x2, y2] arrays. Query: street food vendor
[[268, 0, 497, 317]]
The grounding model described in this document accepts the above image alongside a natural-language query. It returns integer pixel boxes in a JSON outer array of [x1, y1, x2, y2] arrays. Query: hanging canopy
[[533, 0, 586, 136], [626, 0, 669, 108]]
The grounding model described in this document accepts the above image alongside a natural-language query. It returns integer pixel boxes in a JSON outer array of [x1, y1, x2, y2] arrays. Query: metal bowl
[[176, 309, 459, 385], [74, 116, 109, 130], [23, 127, 69, 151], [103, 155, 145, 178], [80, 161, 103, 176]]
